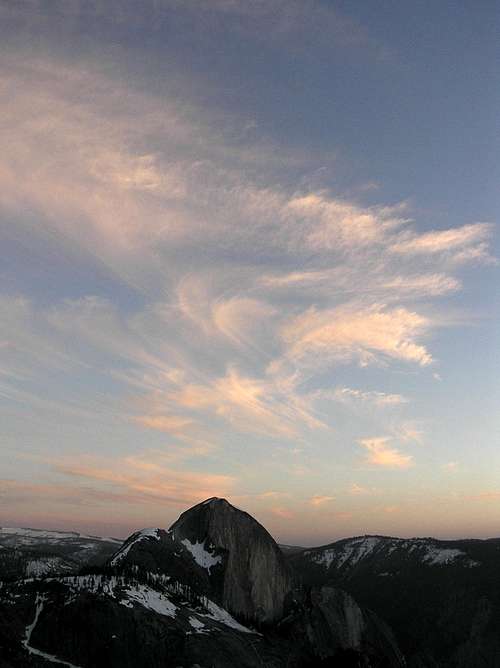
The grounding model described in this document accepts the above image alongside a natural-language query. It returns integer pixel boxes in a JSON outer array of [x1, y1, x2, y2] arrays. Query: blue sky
[[1, 1, 498, 544]]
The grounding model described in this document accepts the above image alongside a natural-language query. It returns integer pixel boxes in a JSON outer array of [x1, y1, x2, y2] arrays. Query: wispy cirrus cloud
[[319, 387, 408, 407], [257, 491, 291, 500], [167, 366, 325, 438], [285, 192, 408, 250], [380, 273, 461, 297], [280, 304, 433, 371], [212, 297, 277, 348], [2, 54, 493, 291], [0, 35, 496, 535], [389, 223, 494, 263], [133, 415, 194, 433], [56, 452, 236, 506], [260, 270, 461, 304]]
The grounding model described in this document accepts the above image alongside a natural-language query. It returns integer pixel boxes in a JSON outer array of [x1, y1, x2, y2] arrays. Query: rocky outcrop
[[304, 587, 405, 667], [170, 497, 294, 624]]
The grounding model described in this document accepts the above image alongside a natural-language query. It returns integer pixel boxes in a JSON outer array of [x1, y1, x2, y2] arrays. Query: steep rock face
[[170, 497, 294, 624], [304, 587, 405, 667]]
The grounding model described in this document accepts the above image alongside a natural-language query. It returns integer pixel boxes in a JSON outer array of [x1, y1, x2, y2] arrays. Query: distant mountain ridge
[[0, 526, 122, 580], [287, 534, 492, 575], [0, 527, 122, 543], [286, 534, 500, 667]]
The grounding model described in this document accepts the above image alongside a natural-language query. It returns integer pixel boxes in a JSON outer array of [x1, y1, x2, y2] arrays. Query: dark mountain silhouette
[[0, 499, 404, 667], [5, 511, 500, 666], [169, 497, 293, 624], [286, 535, 500, 667]]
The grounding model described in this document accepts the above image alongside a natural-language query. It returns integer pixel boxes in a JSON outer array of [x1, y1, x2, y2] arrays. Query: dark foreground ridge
[[4, 500, 500, 666]]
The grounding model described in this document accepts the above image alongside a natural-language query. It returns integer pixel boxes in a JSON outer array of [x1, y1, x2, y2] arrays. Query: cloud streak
[[319, 387, 408, 407], [389, 223, 494, 262], [281, 304, 433, 370], [359, 437, 414, 469], [309, 495, 335, 506], [56, 452, 235, 506]]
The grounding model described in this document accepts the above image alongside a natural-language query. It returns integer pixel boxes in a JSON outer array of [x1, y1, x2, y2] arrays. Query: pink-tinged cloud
[[258, 491, 291, 500], [359, 437, 414, 469], [133, 414, 193, 433], [349, 483, 375, 496], [270, 506, 294, 519], [309, 495, 335, 506], [54, 453, 235, 507], [260, 269, 460, 303], [212, 297, 276, 347], [286, 193, 407, 250], [380, 273, 461, 296], [472, 492, 500, 501], [383, 505, 400, 514], [282, 304, 433, 369], [389, 223, 494, 262], [320, 386, 408, 407], [176, 276, 277, 351], [168, 366, 324, 438]]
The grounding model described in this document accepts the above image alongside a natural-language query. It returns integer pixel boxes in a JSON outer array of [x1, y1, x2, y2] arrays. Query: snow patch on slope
[[310, 537, 381, 569], [181, 538, 222, 573], [120, 583, 177, 617], [422, 547, 466, 565], [52, 575, 177, 617], [188, 615, 208, 634], [388, 539, 477, 566], [204, 599, 256, 633]]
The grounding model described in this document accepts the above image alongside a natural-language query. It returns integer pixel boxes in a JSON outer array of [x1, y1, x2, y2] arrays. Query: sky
[[1, 0, 499, 545]]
